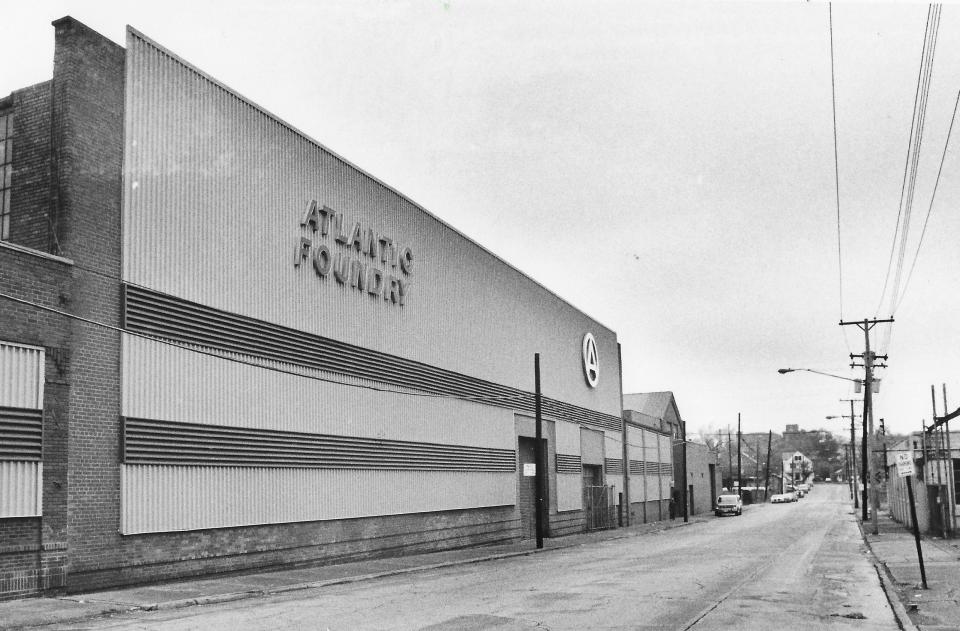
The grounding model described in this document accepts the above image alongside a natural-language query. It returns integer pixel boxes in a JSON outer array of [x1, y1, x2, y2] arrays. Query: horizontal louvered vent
[[123, 417, 516, 472], [556, 453, 581, 474], [123, 285, 621, 432], [628, 459, 643, 475], [0, 407, 42, 460], [604, 458, 623, 475]]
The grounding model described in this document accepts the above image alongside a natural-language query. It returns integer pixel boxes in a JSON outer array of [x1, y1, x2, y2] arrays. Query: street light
[[777, 368, 861, 386], [779, 367, 871, 524], [826, 414, 861, 509]]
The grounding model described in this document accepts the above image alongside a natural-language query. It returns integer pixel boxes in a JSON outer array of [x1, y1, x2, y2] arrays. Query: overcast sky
[[5, 1, 960, 438]]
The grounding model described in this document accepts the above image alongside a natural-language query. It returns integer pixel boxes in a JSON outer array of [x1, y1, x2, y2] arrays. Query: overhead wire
[[875, 4, 936, 318], [877, 4, 942, 355], [829, 4, 853, 356], [895, 86, 960, 313]]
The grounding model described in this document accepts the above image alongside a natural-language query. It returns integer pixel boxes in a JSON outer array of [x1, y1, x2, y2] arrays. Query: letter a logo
[[582, 333, 599, 388]]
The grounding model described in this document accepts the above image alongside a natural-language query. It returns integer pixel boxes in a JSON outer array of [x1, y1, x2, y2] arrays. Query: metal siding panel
[[120, 464, 513, 534], [555, 419, 580, 455], [0, 343, 43, 409], [0, 461, 40, 517], [556, 474, 581, 512], [121, 334, 513, 449], [121, 32, 620, 420]]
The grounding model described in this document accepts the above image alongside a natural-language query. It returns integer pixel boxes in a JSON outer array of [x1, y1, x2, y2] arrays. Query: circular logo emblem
[[582, 333, 599, 388]]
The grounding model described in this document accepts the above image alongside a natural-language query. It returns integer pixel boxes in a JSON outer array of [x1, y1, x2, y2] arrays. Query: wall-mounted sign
[[582, 333, 599, 388], [293, 200, 413, 306], [896, 453, 913, 478], [523, 463, 537, 477]]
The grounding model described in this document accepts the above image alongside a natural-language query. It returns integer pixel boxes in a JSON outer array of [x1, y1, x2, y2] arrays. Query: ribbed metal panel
[[555, 454, 582, 474], [121, 334, 513, 449], [0, 342, 43, 409], [123, 417, 515, 471], [0, 407, 42, 460], [122, 286, 622, 433], [0, 461, 41, 517], [122, 30, 621, 418], [556, 474, 582, 512], [604, 458, 624, 476], [628, 459, 643, 475], [120, 465, 513, 534]]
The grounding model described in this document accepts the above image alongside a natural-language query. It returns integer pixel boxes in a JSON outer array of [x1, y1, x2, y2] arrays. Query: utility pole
[[727, 427, 733, 490], [754, 438, 762, 501], [841, 316, 892, 536], [737, 414, 742, 498], [944, 384, 956, 535], [931, 387, 948, 538], [764, 430, 772, 502], [839, 398, 861, 510]]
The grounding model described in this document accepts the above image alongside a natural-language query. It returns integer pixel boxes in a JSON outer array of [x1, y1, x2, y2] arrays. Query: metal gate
[[583, 484, 615, 531]]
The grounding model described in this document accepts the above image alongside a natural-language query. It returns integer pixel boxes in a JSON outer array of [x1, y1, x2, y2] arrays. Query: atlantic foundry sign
[[293, 200, 413, 307]]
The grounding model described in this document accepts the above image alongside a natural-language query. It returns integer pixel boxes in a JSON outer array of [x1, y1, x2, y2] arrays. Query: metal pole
[[906, 475, 928, 589], [618, 344, 628, 526], [764, 430, 772, 502], [534, 353, 544, 549]]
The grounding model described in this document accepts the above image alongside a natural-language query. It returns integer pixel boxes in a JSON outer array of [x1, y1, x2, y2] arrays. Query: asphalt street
[[40, 484, 898, 630]]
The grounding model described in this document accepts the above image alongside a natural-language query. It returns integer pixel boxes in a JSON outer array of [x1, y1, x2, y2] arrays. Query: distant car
[[771, 493, 793, 504], [797, 483, 810, 493], [715, 494, 742, 517]]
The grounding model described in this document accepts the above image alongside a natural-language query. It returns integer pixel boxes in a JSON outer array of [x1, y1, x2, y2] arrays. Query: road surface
[[45, 484, 898, 630]]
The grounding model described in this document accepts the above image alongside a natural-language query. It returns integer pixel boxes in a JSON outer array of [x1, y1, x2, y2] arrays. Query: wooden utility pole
[[727, 427, 733, 489], [944, 385, 956, 535], [764, 430, 772, 501], [840, 398, 861, 510], [841, 317, 892, 536], [737, 414, 742, 498]]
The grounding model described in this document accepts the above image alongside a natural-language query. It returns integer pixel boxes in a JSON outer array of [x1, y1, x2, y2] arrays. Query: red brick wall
[[6, 81, 54, 253]]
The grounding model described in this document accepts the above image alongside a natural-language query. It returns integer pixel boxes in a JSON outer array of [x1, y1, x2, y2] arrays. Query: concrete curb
[[855, 514, 920, 631]]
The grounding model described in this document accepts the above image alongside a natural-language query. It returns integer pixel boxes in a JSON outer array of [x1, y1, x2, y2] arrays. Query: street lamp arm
[[778, 368, 860, 383]]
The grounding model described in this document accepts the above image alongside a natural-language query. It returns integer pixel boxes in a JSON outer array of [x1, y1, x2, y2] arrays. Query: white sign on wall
[[523, 463, 537, 477], [582, 333, 599, 388]]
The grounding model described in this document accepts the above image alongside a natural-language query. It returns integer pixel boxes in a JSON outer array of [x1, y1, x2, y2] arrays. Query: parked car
[[771, 493, 793, 503], [715, 494, 743, 517], [797, 483, 810, 494]]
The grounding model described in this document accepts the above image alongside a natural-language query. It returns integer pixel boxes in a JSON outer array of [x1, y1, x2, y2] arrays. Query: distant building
[[623, 392, 689, 520], [885, 431, 959, 535]]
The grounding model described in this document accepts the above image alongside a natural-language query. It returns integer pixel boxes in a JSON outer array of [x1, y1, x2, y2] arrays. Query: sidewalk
[[0, 515, 708, 630], [862, 510, 960, 631]]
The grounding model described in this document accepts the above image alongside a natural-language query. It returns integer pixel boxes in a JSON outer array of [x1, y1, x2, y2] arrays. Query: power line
[[876, 4, 936, 317], [895, 86, 960, 313], [829, 4, 853, 355]]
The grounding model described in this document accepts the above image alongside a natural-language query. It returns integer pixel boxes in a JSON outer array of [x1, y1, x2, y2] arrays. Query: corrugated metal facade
[[121, 335, 512, 448], [118, 28, 624, 536], [0, 342, 43, 409], [121, 465, 512, 534], [0, 462, 41, 518], [555, 420, 581, 511], [121, 29, 620, 416], [0, 342, 43, 517]]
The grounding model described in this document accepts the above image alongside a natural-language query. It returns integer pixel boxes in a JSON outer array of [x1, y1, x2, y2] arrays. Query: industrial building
[[0, 18, 626, 597]]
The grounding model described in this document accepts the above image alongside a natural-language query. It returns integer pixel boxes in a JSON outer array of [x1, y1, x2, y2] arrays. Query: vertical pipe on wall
[[618, 344, 628, 526]]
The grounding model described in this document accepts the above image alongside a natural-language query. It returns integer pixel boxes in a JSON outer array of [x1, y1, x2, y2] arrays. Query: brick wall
[[49, 17, 125, 585], [6, 81, 54, 253], [0, 244, 74, 598]]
